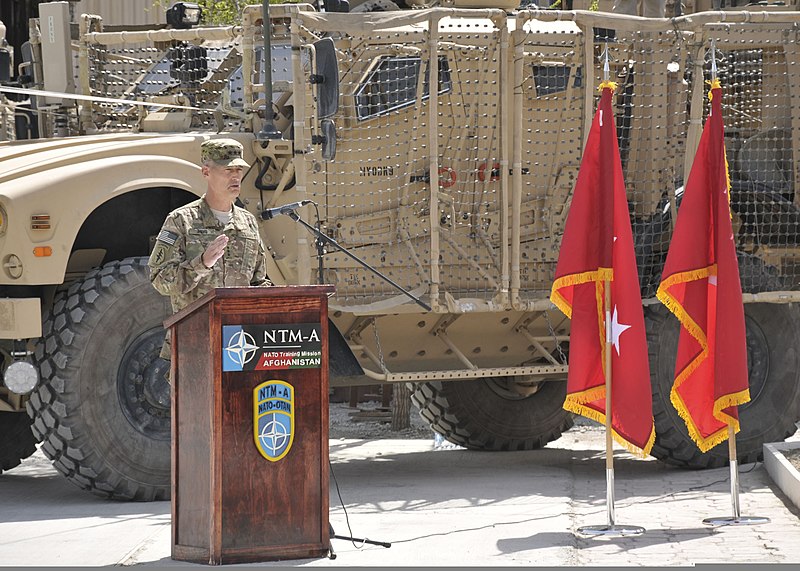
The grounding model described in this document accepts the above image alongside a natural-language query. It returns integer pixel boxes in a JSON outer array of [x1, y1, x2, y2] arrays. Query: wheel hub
[[143, 358, 171, 409], [117, 327, 171, 441]]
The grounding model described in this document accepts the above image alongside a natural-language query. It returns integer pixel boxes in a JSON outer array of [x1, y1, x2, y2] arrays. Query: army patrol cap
[[200, 138, 250, 168]]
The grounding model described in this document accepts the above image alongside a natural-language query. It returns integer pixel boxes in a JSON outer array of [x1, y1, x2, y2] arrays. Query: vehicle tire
[[27, 257, 172, 500], [410, 377, 574, 450], [0, 412, 38, 473], [646, 256, 800, 468]]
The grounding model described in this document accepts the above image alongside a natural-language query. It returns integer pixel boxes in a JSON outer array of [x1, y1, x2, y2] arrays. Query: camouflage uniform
[[148, 139, 272, 360]]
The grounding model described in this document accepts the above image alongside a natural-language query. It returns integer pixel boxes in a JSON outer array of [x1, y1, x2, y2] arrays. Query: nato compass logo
[[222, 326, 259, 371], [253, 380, 295, 462]]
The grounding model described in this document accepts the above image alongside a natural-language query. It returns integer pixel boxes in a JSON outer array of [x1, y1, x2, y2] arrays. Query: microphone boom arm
[[286, 211, 432, 312]]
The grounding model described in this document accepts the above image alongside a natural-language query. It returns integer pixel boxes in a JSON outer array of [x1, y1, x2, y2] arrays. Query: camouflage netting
[[80, 9, 800, 309]]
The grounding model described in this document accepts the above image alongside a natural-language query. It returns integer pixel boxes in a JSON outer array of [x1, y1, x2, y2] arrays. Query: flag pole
[[576, 282, 645, 538], [700, 39, 767, 528], [728, 426, 741, 520], [702, 424, 769, 526], [602, 51, 615, 527], [601, 47, 617, 533], [604, 282, 615, 529], [575, 49, 645, 538]]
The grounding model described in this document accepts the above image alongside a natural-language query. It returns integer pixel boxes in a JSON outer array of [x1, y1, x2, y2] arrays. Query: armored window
[[531, 65, 582, 97], [355, 56, 451, 121]]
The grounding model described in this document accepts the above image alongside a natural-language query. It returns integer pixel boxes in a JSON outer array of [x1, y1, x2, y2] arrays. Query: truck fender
[[1, 155, 202, 285]]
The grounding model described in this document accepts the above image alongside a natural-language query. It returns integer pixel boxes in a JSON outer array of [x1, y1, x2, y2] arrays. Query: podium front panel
[[220, 367, 324, 549], [170, 287, 331, 564], [218, 296, 328, 554]]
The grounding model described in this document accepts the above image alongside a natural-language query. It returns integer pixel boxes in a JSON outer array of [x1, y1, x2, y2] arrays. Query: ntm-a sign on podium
[[164, 286, 334, 565]]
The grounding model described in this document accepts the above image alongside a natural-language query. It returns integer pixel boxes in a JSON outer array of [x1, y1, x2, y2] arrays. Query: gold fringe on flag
[[563, 393, 656, 458], [556, 267, 655, 458], [550, 268, 613, 319], [656, 264, 751, 452]]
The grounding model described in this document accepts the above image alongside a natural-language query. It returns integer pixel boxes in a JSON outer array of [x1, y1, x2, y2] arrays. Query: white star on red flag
[[611, 305, 632, 357]]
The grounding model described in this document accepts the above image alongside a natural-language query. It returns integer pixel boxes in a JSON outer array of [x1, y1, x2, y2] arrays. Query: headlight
[[166, 2, 202, 29]]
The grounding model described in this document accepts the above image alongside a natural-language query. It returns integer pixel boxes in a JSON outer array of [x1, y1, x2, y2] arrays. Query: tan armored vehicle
[[0, 0, 798, 499]]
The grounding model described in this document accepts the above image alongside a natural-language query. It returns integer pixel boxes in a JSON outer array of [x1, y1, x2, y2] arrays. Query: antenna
[[257, 0, 282, 141], [710, 38, 718, 82]]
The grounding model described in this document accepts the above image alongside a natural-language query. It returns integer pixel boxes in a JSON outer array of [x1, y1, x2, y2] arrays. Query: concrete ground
[[1, 425, 799, 567]]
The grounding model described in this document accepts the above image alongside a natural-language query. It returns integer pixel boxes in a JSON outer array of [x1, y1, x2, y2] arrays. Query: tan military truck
[[0, 0, 798, 499]]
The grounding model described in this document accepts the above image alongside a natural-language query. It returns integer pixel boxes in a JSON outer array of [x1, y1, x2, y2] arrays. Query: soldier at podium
[[149, 138, 273, 361]]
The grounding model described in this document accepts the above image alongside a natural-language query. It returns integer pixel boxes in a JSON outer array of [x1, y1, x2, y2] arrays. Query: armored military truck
[[1, 0, 799, 499]]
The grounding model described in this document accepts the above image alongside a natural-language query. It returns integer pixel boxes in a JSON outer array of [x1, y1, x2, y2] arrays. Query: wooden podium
[[164, 285, 334, 565]]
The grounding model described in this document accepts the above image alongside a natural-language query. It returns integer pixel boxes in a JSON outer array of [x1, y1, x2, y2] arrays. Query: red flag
[[656, 80, 750, 452], [550, 83, 655, 457]]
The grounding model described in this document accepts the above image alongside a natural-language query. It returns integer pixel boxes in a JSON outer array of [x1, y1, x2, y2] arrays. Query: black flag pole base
[[575, 524, 646, 538], [702, 516, 770, 526]]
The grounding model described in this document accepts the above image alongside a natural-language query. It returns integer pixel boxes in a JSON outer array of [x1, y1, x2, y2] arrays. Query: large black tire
[[410, 377, 574, 451], [27, 257, 172, 500], [0, 412, 38, 473], [646, 256, 800, 468]]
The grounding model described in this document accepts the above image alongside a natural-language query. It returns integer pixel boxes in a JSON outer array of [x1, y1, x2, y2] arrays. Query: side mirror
[[321, 119, 336, 161], [310, 38, 339, 120]]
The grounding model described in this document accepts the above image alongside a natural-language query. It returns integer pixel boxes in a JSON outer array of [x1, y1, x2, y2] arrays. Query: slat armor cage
[[69, 6, 800, 381]]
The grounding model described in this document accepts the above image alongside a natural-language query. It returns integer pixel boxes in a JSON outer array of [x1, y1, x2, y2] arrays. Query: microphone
[[260, 200, 313, 220]]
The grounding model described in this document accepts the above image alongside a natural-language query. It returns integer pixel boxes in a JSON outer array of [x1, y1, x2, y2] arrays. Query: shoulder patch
[[157, 230, 179, 246], [150, 242, 172, 266]]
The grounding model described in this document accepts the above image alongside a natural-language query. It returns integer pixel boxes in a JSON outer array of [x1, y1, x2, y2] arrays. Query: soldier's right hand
[[201, 234, 229, 268]]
